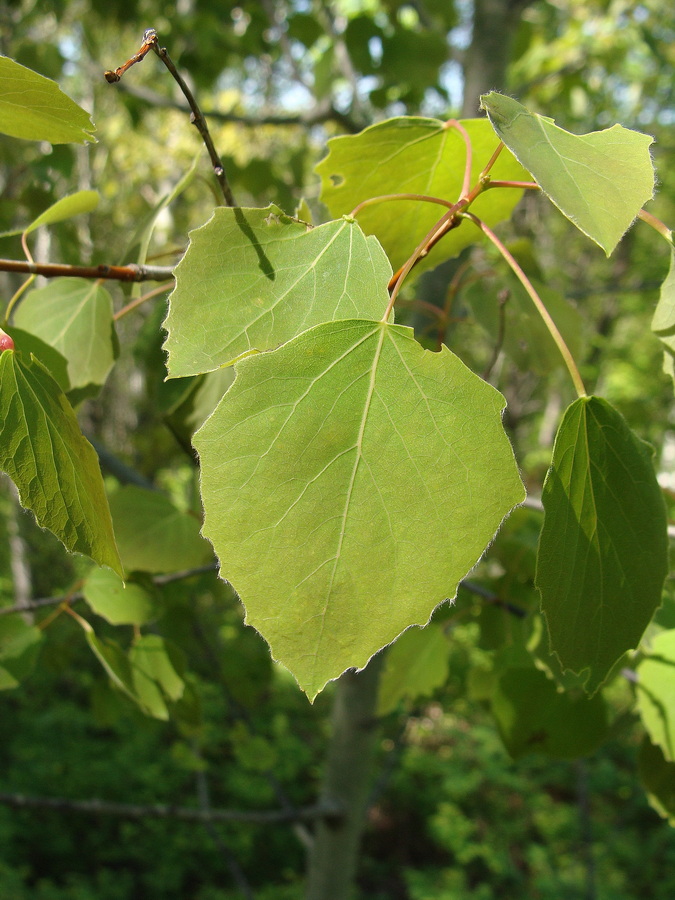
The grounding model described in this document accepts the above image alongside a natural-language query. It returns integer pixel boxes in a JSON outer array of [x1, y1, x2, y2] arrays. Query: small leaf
[[0, 56, 96, 143], [536, 397, 668, 693], [481, 92, 654, 255], [5, 326, 70, 391], [14, 279, 117, 397], [83, 568, 156, 626], [637, 629, 675, 762], [108, 485, 212, 575], [129, 635, 186, 720], [163, 205, 392, 378], [195, 319, 524, 699], [377, 623, 450, 715], [0, 351, 122, 574], [652, 249, 675, 336], [492, 666, 609, 759], [0, 615, 43, 689], [23, 190, 99, 235], [316, 117, 528, 274], [86, 632, 135, 697]]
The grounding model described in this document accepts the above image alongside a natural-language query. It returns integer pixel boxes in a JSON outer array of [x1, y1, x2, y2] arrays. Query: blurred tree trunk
[[305, 655, 384, 900], [462, 0, 533, 116]]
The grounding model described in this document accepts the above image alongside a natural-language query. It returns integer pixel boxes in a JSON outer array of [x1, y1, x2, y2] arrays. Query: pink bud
[[0, 329, 15, 352]]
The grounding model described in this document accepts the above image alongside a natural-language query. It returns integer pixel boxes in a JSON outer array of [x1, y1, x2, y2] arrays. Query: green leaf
[[492, 666, 609, 759], [129, 635, 186, 720], [86, 632, 135, 697], [536, 397, 668, 693], [24, 190, 99, 235], [108, 485, 212, 575], [638, 736, 675, 825], [5, 326, 70, 392], [83, 568, 156, 626], [0, 615, 43, 689], [316, 117, 528, 275], [163, 205, 392, 378], [377, 623, 450, 715], [0, 351, 122, 574], [195, 319, 524, 699], [637, 629, 675, 762], [481, 92, 654, 256], [0, 56, 96, 143], [14, 279, 117, 398], [165, 369, 235, 452]]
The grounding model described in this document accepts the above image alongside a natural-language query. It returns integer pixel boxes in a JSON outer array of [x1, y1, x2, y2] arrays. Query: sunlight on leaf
[[195, 318, 524, 699]]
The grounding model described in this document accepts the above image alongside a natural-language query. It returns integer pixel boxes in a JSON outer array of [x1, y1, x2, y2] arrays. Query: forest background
[[1, 0, 675, 898]]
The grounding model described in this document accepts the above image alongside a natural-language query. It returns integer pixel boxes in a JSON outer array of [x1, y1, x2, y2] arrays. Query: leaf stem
[[114, 282, 173, 321], [444, 119, 473, 199], [638, 208, 674, 244], [349, 193, 456, 218], [460, 211, 587, 398]]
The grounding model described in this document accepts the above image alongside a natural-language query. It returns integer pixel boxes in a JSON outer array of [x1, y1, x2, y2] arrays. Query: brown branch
[[105, 29, 236, 206], [0, 791, 341, 825], [0, 259, 174, 282]]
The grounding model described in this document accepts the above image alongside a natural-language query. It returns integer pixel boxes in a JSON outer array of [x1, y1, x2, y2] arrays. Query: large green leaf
[[536, 397, 668, 693], [163, 206, 392, 378], [492, 666, 609, 759], [481, 92, 654, 256], [316, 117, 528, 274], [195, 318, 524, 698], [108, 485, 212, 575], [14, 279, 117, 399], [637, 629, 675, 762], [0, 350, 122, 574], [0, 56, 95, 143], [377, 623, 450, 715]]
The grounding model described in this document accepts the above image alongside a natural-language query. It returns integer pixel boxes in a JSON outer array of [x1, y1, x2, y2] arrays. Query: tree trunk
[[305, 654, 384, 900], [462, 0, 533, 116]]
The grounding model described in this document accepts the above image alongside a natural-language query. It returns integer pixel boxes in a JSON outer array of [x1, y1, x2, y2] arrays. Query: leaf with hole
[[316, 117, 528, 275]]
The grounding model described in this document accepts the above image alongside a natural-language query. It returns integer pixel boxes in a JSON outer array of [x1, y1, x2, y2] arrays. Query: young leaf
[[195, 319, 524, 699], [481, 92, 654, 256], [163, 206, 392, 378], [108, 485, 212, 575], [83, 568, 156, 626], [377, 623, 450, 715], [24, 190, 100, 234], [0, 351, 122, 575], [492, 666, 609, 759], [0, 56, 96, 143], [536, 397, 668, 693], [14, 279, 117, 398], [316, 117, 528, 274], [637, 629, 675, 762], [128, 635, 186, 721]]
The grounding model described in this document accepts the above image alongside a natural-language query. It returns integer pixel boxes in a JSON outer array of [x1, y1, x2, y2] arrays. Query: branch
[[0, 259, 174, 283], [0, 791, 340, 825], [116, 81, 360, 132], [105, 29, 236, 207]]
